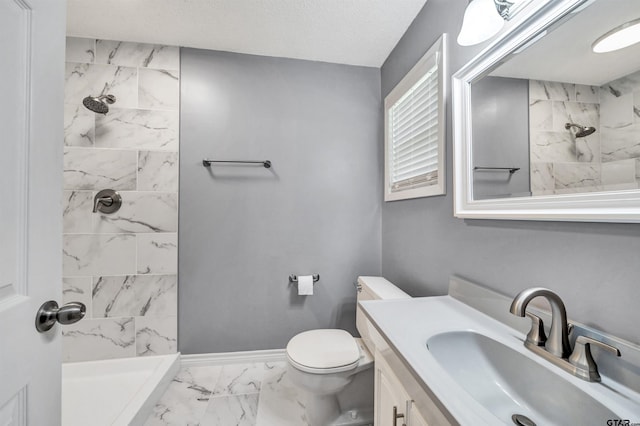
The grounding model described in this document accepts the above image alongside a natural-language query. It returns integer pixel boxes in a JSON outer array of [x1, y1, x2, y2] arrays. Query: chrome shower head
[[565, 122, 596, 138], [82, 94, 116, 114]]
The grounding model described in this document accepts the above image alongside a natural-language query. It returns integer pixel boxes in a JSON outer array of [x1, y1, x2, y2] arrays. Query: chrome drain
[[512, 414, 536, 426]]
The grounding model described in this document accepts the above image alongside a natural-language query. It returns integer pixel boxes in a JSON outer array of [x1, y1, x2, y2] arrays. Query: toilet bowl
[[285, 276, 410, 426]]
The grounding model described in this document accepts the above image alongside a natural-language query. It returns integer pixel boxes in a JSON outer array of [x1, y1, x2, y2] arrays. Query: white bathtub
[[62, 353, 180, 426]]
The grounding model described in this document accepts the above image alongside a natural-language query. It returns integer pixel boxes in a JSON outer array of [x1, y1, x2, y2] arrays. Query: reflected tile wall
[[62, 37, 179, 362]]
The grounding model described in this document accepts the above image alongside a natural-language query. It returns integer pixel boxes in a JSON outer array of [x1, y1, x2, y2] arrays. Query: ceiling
[[66, 0, 429, 68], [492, 0, 640, 86]]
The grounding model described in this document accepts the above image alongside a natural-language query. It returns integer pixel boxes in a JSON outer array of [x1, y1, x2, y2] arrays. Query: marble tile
[[212, 362, 284, 396], [601, 92, 634, 129], [552, 101, 599, 133], [528, 99, 553, 131], [65, 62, 138, 109], [96, 40, 179, 70], [93, 192, 178, 233], [601, 123, 640, 162], [95, 109, 179, 151], [137, 233, 178, 274], [92, 274, 177, 317], [530, 163, 555, 195], [529, 80, 575, 101], [600, 69, 640, 99], [601, 159, 636, 186], [136, 315, 178, 356], [139, 69, 180, 110], [144, 366, 222, 426], [64, 103, 94, 147], [63, 147, 137, 190], [255, 365, 309, 426], [138, 151, 179, 192], [62, 277, 93, 318], [63, 191, 93, 233], [553, 163, 600, 189], [200, 394, 259, 426], [66, 37, 95, 63], [575, 135, 599, 163], [530, 131, 575, 162], [575, 85, 599, 103], [62, 317, 135, 362], [63, 234, 136, 276], [634, 91, 640, 123]]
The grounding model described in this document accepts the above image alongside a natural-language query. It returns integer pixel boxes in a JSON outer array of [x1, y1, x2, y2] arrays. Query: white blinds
[[388, 62, 439, 192]]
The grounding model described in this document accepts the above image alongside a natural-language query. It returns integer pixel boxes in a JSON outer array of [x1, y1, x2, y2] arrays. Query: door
[[0, 0, 66, 425]]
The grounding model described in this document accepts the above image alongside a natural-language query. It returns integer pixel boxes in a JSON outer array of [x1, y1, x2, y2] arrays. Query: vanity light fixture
[[592, 18, 640, 53], [457, 0, 525, 46]]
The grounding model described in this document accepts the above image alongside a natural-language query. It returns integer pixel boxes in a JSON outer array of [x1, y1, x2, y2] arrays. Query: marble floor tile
[[255, 366, 309, 426], [212, 362, 284, 396], [144, 366, 223, 426], [200, 394, 259, 426]]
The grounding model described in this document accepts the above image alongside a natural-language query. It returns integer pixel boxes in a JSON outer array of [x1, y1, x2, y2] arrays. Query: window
[[384, 35, 447, 201]]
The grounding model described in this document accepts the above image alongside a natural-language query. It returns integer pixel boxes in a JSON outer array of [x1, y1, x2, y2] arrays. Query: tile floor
[[144, 361, 310, 426]]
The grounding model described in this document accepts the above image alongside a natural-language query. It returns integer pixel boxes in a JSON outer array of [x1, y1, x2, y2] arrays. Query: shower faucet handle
[[93, 189, 122, 214]]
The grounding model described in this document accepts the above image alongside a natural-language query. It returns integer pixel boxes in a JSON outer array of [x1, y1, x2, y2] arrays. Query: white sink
[[427, 331, 618, 425], [359, 294, 640, 425]]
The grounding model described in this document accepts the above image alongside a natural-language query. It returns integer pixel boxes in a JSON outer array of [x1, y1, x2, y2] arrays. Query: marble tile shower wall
[[529, 73, 640, 195], [62, 37, 179, 362]]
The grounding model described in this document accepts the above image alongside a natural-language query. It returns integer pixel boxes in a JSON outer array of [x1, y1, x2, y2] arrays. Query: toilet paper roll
[[297, 275, 314, 296]]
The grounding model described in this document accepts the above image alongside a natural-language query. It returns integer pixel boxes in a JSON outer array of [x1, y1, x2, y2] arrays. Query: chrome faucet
[[509, 287, 621, 382], [510, 287, 571, 358]]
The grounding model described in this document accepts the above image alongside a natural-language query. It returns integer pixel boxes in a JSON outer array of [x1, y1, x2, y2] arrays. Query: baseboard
[[180, 349, 286, 367]]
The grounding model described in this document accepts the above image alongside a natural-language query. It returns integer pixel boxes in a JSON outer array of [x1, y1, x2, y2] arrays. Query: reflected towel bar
[[289, 274, 320, 283], [202, 159, 272, 168], [474, 166, 520, 174]]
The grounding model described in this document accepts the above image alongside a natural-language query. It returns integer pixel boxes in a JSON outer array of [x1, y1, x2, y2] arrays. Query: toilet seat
[[286, 329, 360, 374]]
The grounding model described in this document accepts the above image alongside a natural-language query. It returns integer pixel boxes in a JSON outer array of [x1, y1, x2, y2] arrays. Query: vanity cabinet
[[374, 350, 430, 426]]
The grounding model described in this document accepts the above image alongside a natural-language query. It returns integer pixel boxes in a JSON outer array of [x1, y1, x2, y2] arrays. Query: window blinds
[[388, 62, 439, 192]]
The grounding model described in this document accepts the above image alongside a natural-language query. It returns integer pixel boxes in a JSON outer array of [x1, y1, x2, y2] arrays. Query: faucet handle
[[524, 311, 547, 346], [568, 335, 621, 382]]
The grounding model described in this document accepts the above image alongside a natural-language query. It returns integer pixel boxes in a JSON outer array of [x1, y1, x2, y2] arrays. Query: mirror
[[453, 0, 640, 222]]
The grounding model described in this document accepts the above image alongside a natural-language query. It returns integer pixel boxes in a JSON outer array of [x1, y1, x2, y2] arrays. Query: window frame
[[384, 34, 447, 202]]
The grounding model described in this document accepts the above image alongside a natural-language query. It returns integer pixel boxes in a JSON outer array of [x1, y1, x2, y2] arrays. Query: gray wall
[[472, 76, 530, 199], [179, 49, 382, 353], [381, 0, 640, 345]]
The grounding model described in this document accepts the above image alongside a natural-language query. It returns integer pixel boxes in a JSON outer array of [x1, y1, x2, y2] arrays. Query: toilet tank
[[355, 276, 410, 355]]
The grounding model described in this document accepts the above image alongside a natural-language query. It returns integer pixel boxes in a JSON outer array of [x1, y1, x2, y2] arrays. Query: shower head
[[82, 94, 116, 114], [565, 122, 596, 138]]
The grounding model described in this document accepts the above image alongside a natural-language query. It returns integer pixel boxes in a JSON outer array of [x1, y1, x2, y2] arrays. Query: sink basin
[[427, 331, 620, 425]]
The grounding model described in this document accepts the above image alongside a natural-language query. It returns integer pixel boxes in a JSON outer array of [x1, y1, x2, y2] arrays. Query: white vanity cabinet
[[374, 350, 435, 426]]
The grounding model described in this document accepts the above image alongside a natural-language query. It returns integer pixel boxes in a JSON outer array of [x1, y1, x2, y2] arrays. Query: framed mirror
[[453, 0, 640, 222]]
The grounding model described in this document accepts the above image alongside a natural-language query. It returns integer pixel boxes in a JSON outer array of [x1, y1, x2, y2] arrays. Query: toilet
[[286, 276, 411, 426]]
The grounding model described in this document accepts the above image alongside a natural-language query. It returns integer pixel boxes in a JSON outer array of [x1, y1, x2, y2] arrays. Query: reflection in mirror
[[470, 0, 640, 201]]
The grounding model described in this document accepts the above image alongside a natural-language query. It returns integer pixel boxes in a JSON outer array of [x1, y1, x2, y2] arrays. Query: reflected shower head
[[565, 122, 596, 138], [82, 94, 116, 114]]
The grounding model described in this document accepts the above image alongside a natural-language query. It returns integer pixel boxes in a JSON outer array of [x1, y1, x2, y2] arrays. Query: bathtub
[[62, 353, 180, 426]]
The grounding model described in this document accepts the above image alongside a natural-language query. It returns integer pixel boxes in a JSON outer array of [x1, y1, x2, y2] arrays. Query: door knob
[[35, 300, 86, 333]]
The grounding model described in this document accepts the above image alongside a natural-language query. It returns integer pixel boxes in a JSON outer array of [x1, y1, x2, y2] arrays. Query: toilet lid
[[286, 329, 360, 370]]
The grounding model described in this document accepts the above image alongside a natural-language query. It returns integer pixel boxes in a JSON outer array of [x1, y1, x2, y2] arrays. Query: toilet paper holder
[[289, 274, 320, 283]]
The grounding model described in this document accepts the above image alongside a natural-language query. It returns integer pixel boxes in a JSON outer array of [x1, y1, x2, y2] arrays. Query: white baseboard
[[180, 349, 286, 367]]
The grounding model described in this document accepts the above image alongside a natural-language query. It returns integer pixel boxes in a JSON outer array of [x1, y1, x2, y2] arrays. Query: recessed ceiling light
[[592, 18, 640, 53]]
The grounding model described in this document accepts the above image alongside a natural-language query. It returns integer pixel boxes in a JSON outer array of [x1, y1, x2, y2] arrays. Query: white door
[[0, 0, 66, 425]]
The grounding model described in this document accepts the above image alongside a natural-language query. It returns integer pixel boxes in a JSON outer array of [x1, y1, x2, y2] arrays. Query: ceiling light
[[592, 18, 640, 53], [457, 0, 506, 46]]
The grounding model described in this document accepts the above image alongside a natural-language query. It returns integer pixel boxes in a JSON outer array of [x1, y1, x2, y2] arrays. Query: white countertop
[[360, 295, 640, 425]]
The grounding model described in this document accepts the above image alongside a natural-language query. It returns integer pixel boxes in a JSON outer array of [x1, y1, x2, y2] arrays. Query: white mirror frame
[[452, 0, 640, 223]]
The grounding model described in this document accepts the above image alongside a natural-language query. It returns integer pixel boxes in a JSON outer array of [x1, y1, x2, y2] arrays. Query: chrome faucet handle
[[568, 335, 621, 382], [525, 311, 547, 346]]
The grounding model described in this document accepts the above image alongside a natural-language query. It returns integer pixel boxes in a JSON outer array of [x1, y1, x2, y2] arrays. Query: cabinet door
[[374, 355, 410, 426], [408, 400, 430, 426]]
